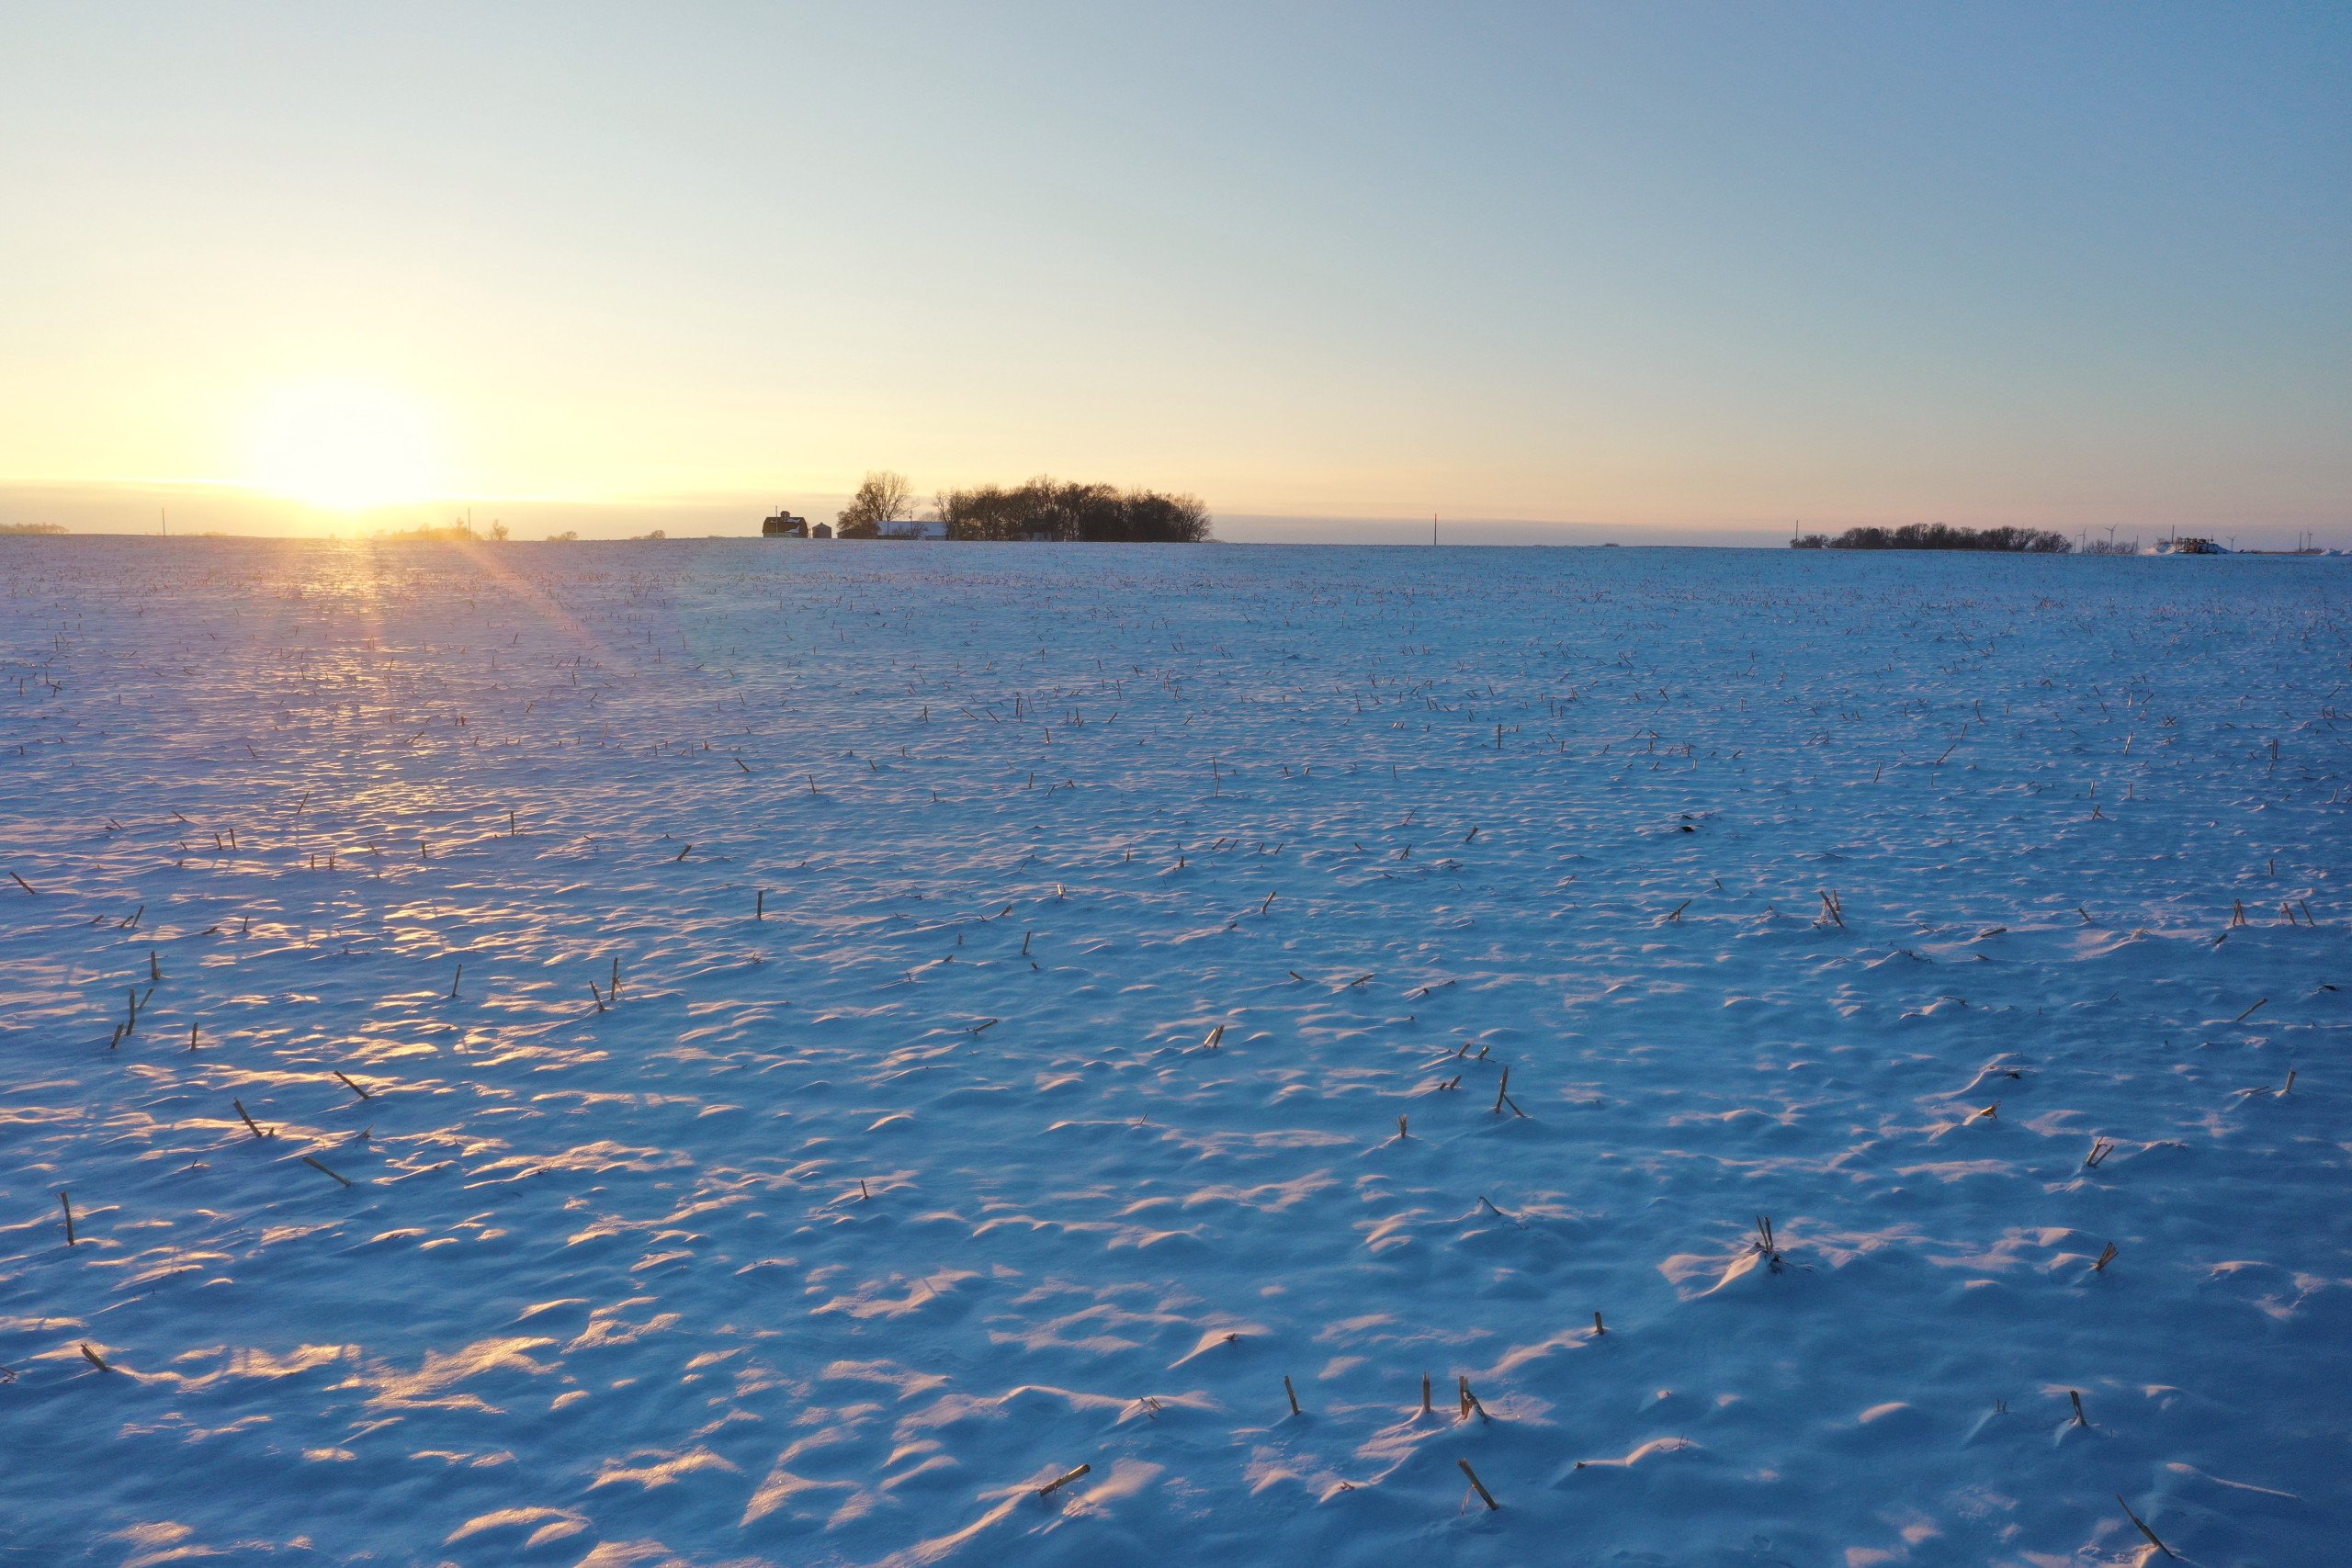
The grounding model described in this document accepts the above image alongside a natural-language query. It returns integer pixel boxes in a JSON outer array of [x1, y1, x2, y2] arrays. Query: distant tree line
[[939, 478, 1212, 542], [1792, 523, 2074, 553], [831, 471, 1211, 542], [372, 522, 478, 543], [370, 517, 511, 543]]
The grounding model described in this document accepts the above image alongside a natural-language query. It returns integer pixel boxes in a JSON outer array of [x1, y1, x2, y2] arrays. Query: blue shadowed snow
[[1, 538, 2346, 1567]]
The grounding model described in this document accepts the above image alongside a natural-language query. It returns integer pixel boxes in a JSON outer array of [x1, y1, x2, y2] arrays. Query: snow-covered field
[[3, 537, 2346, 1568]]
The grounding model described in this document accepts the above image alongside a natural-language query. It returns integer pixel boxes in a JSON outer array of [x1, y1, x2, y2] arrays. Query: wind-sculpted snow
[[1, 537, 2346, 1567]]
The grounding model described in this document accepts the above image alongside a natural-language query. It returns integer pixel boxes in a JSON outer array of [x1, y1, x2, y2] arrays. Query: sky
[[1, 2, 2346, 543]]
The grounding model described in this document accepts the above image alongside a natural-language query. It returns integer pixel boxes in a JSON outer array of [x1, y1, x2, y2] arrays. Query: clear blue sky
[[2, 2, 2346, 539]]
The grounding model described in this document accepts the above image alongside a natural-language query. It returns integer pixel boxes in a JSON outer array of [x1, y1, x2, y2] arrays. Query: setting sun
[[250, 380, 440, 511]]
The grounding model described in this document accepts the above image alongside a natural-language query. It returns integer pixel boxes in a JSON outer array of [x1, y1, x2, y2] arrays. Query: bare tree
[[836, 470, 915, 538]]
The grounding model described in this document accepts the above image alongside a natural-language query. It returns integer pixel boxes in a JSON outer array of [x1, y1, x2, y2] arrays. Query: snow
[[2, 536, 2346, 1568]]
